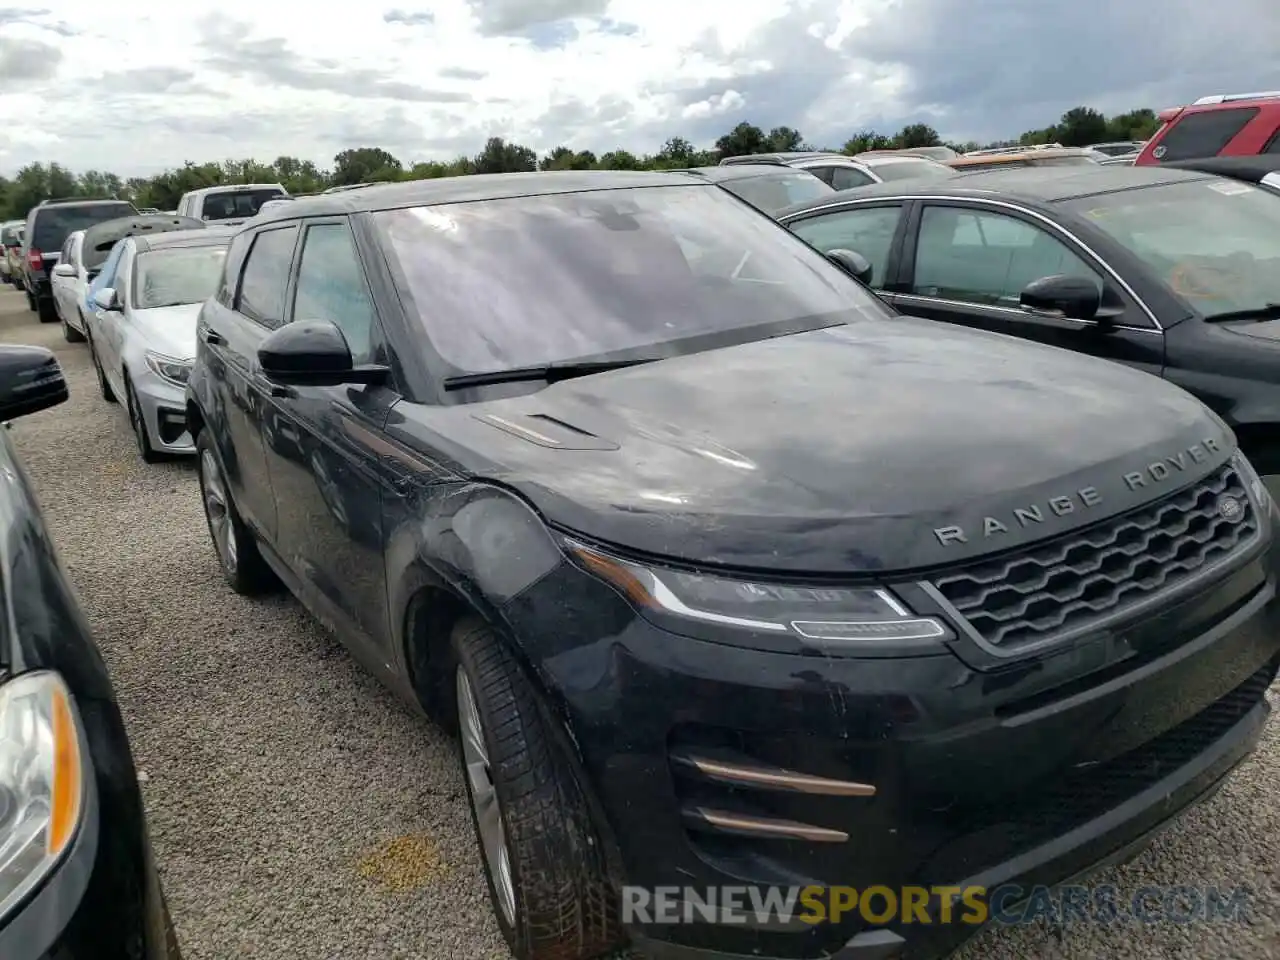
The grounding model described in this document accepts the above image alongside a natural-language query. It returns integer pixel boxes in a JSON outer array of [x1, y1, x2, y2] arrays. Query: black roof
[[132, 227, 237, 253], [773, 165, 1218, 219], [254, 170, 706, 224], [1162, 155, 1280, 182], [675, 164, 820, 183]]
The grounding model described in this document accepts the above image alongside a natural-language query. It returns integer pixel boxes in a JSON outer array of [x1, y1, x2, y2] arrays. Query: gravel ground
[[0, 285, 1276, 960]]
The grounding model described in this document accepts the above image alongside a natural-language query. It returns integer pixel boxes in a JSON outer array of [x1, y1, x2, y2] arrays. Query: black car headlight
[[565, 539, 948, 650], [0, 671, 86, 920]]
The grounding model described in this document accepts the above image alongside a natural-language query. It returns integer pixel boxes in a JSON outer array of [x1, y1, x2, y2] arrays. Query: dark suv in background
[[21, 199, 136, 323]]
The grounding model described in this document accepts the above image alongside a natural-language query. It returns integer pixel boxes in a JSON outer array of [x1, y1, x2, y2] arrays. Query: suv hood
[[410, 318, 1233, 574]]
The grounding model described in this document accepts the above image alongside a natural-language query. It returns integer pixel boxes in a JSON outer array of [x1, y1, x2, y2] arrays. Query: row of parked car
[[3, 92, 1280, 960]]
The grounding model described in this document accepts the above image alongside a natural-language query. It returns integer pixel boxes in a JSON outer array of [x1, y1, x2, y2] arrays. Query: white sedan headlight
[[144, 352, 192, 387], [0, 671, 86, 920]]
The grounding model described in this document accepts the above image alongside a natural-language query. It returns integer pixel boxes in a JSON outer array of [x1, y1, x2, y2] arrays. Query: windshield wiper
[[442, 357, 658, 391], [1203, 303, 1280, 323]]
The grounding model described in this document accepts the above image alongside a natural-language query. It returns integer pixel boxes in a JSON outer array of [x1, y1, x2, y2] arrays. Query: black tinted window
[[1264, 127, 1280, 154], [236, 227, 298, 326], [830, 167, 875, 190], [292, 223, 379, 363], [201, 189, 285, 221], [1154, 108, 1259, 162], [32, 203, 135, 251]]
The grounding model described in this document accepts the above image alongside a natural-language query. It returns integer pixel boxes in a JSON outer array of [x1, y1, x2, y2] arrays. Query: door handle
[[268, 384, 295, 399], [202, 328, 225, 345]]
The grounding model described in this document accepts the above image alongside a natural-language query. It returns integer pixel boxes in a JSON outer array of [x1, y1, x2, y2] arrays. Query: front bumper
[[526, 536, 1280, 960], [134, 371, 193, 454]]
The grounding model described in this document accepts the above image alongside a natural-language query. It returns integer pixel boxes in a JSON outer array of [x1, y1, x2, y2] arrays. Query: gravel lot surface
[[0, 285, 1276, 960]]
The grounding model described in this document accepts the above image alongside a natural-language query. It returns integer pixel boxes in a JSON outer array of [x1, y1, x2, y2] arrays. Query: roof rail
[[1192, 90, 1280, 105]]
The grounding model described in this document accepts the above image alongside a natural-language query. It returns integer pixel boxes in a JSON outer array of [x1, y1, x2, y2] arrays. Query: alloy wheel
[[200, 448, 238, 573], [456, 666, 517, 927]]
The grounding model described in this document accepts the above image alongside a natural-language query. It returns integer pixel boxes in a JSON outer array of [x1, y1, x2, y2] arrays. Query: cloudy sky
[[0, 0, 1277, 176]]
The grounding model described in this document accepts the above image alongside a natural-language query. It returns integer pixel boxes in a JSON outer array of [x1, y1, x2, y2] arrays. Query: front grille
[[933, 463, 1259, 650]]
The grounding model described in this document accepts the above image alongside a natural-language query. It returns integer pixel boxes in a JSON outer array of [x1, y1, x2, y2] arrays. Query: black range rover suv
[[185, 171, 1280, 960]]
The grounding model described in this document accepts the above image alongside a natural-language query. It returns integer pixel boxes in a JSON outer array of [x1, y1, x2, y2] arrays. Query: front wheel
[[195, 429, 277, 595], [451, 617, 621, 960], [62, 309, 85, 343], [37, 298, 57, 323]]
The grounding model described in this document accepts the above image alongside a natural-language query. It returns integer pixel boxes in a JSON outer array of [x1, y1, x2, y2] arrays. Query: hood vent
[[474, 412, 619, 450]]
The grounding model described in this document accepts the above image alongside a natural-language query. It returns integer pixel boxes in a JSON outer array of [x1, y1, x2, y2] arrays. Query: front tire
[[87, 332, 116, 403], [62, 309, 85, 343], [195, 429, 277, 595], [451, 617, 621, 960], [37, 298, 57, 323], [126, 379, 162, 464]]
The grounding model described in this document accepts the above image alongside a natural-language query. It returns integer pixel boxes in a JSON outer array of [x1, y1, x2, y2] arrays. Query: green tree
[[651, 137, 697, 169], [714, 122, 768, 159], [893, 124, 941, 149], [765, 126, 804, 152], [1055, 106, 1109, 147], [1105, 108, 1159, 141], [598, 149, 641, 170], [473, 137, 537, 174], [842, 130, 893, 154], [332, 147, 403, 186]]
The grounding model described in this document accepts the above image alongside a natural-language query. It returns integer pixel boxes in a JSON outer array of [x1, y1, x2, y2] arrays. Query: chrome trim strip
[[779, 193, 1164, 330], [674, 753, 877, 797], [889, 293, 1163, 336], [690, 807, 850, 843]]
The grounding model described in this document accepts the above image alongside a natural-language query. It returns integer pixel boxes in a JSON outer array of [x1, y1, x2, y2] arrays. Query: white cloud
[[0, 0, 1273, 176]]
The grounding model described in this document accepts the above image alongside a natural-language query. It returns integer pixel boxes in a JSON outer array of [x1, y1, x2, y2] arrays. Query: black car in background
[[187, 171, 1280, 960], [672, 164, 834, 214], [0, 346, 179, 960], [20, 199, 137, 323], [776, 165, 1280, 493]]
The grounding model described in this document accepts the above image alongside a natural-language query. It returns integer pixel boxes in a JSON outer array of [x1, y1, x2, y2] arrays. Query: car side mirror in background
[[0, 345, 68, 421], [93, 287, 120, 311], [825, 248, 874, 286], [1020, 275, 1126, 324], [257, 320, 389, 388], [52, 263, 76, 279]]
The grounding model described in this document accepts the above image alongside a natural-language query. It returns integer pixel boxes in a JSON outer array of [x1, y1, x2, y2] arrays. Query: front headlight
[[1232, 450, 1273, 514], [144, 352, 192, 386], [565, 540, 948, 648], [0, 671, 85, 920]]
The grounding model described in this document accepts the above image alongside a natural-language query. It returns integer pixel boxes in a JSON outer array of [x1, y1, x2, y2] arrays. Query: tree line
[[0, 105, 1160, 221]]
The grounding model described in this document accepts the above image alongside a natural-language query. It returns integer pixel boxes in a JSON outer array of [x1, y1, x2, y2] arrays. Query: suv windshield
[[200, 189, 285, 221], [1062, 178, 1280, 317], [133, 245, 229, 309], [33, 203, 135, 251], [721, 172, 834, 213], [375, 184, 882, 373]]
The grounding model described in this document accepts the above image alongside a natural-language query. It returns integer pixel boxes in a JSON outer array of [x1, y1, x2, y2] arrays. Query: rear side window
[[1263, 127, 1280, 154], [32, 203, 136, 251], [1153, 107, 1260, 161], [830, 167, 876, 191], [201, 189, 286, 221], [235, 226, 298, 327]]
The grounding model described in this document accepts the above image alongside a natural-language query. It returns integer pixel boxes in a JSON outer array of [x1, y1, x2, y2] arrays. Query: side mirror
[[257, 320, 389, 387], [1019, 275, 1124, 323], [93, 287, 119, 311], [825, 248, 874, 286], [52, 263, 76, 279], [0, 345, 68, 421]]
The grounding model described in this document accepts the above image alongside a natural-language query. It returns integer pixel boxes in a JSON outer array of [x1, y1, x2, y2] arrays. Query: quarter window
[[911, 206, 1102, 307], [291, 223, 379, 364], [789, 206, 903, 289], [829, 167, 876, 191], [1153, 107, 1260, 162], [236, 226, 299, 327], [1263, 126, 1280, 154]]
